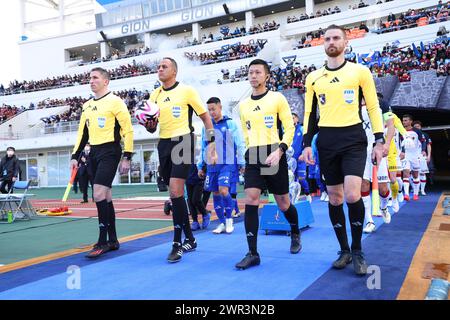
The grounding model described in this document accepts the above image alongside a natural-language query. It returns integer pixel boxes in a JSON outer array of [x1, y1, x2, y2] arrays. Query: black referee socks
[[347, 198, 365, 251], [171, 196, 194, 243], [282, 204, 300, 235], [95, 200, 109, 245], [107, 201, 117, 242], [244, 204, 259, 255], [328, 203, 350, 252]]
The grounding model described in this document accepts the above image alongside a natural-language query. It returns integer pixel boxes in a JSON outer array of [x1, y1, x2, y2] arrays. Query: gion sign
[[117, 0, 286, 36]]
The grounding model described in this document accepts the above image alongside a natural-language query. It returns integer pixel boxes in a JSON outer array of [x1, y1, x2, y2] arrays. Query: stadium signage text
[[121, 19, 151, 34], [181, 5, 214, 22]]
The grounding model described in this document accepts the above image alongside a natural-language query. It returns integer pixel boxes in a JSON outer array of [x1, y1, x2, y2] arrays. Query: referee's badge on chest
[[264, 115, 274, 128], [319, 94, 326, 105], [97, 117, 106, 128], [172, 106, 181, 118], [343, 89, 355, 104]]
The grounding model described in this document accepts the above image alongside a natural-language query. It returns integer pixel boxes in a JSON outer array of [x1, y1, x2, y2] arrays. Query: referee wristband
[[278, 143, 288, 153]]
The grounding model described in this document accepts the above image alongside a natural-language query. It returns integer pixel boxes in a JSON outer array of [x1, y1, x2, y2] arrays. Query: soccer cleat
[[420, 190, 426, 196], [352, 250, 368, 275], [363, 222, 376, 233], [225, 218, 234, 233], [320, 192, 327, 201], [306, 195, 312, 203], [413, 194, 419, 201], [324, 194, 329, 202], [201, 212, 211, 229], [190, 221, 201, 231], [232, 211, 241, 218], [392, 199, 400, 213], [404, 194, 410, 201], [167, 242, 183, 263], [332, 250, 352, 269], [80, 200, 88, 204], [290, 233, 302, 254], [235, 252, 260, 270], [213, 223, 226, 234], [108, 240, 120, 251], [86, 243, 110, 259], [181, 238, 197, 253], [381, 208, 391, 224]]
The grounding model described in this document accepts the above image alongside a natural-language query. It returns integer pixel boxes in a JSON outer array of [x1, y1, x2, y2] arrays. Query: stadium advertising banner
[[97, 0, 286, 40]]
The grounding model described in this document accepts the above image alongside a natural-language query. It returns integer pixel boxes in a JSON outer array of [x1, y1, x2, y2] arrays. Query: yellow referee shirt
[[72, 92, 134, 159], [303, 61, 384, 147], [149, 82, 207, 139], [239, 90, 294, 150]]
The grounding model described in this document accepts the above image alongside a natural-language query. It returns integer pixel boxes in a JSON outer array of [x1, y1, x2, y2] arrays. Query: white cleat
[[225, 218, 234, 234], [363, 222, 376, 233], [381, 208, 391, 224], [324, 194, 329, 202], [320, 192, 327, 201], [397, 192, 404, 203], [392, 199, 400, 213], [420, 190, 427, 196], [213, 223, 226, 234], [306, 195, 312, 203]]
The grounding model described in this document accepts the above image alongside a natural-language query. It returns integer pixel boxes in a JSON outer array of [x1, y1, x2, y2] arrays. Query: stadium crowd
[[0, 60, 159, 96], [184, 40, 266, 65], [177, 21, 279, 48]]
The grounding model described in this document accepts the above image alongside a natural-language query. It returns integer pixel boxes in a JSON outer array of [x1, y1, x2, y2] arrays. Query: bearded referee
[[145, 57, 216, 263], [302, 25, 384, 275], [71, 67, 134, 259]]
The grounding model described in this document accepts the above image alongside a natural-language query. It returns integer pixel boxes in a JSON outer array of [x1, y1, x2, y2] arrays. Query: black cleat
[[85, 243, 110, 259], [167, 242, 183, 263], [108, 240, 120, 251], [235, 252, 260, 270], [352, 250, 368, 276], [80, 200, 88, 204], [290, 232, 302, 254], [332, 250, 352, 269], [181, 238, 197, 253]]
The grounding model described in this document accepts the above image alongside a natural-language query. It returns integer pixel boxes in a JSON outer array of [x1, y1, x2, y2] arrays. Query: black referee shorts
[[244, 144, 289, 195], [90, 142, 122, 188], [158, 133, 194, 185], [317, 124, 367, 186]]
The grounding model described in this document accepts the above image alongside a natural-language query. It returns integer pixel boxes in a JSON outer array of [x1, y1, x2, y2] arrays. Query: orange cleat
[[413, 195, 419, 201]]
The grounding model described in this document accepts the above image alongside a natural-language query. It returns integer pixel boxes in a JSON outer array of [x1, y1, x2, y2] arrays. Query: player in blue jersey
[[198, 97, 245, 234], [291, 113, 312, 203]]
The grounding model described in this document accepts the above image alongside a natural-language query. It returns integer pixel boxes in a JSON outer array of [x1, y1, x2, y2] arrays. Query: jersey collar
[[162, 81, 179, 91], [93, 91, 111, 101], [251, 90, 269, 101], [325, 60, 347, 72]]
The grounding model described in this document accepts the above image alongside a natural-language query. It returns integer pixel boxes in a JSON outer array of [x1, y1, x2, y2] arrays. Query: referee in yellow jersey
[[236, 59, 300, 270], [71, 67, 134, 259], [145, 57, 216, 263], [302, 25, 384, 275]]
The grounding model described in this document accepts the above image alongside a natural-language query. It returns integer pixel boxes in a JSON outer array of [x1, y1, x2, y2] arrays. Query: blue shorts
[[205, 167, 232, 192], [308, 164, 320, 180], [230, 169, 239, 195], [295, 161, 307, 179]]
